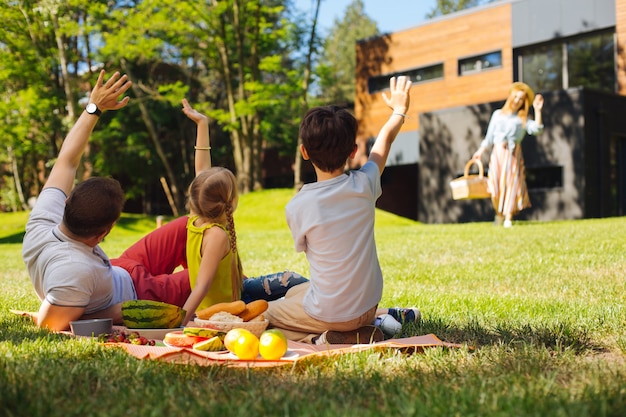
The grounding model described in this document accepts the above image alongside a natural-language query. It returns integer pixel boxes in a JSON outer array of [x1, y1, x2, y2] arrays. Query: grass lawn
[[1, 188, 625, 416]]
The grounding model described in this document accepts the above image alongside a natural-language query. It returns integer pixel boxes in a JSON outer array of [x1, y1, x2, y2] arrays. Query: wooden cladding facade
[[355, 3, 514, 142], [355, 0, 626, 142]]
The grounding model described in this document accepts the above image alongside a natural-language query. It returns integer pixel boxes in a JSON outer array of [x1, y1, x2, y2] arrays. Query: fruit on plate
[[163, 331, 207, 348], [121, 300, 186, 329], [223, 328, 245, 352], [183, 327, 224, 338], [259, 329, 288, 360], [224, 328, 259, 360], [97, 330, 156, 346], [193, 336, 225, 351]]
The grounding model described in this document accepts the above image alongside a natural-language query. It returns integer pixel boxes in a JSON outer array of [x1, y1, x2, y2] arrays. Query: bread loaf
[[195, 300, 246, 320], [238, 300, 269, 322]]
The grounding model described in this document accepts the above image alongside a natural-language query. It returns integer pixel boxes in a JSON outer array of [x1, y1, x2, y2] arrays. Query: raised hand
[[382, 76, 412, 115], [182, 98, 208, 125], [89, 70, 132, 113]]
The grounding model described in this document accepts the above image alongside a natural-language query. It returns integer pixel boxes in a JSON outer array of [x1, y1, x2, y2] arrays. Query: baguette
[[248, 314, 265, 322], [196, 300, 246, 320], [238, 300, 269, 322]]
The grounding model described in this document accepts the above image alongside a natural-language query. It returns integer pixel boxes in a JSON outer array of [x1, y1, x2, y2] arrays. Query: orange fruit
[[228, 328, 259, 360], [259, 329, 288, 360]]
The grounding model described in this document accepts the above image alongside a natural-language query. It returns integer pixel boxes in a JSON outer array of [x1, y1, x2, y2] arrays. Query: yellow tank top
[[186, 215, 242, 311]]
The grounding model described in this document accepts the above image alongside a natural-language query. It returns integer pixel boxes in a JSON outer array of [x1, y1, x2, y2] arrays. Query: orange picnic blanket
[[10, 309, 464, 367], [109, 334, 463, 368]]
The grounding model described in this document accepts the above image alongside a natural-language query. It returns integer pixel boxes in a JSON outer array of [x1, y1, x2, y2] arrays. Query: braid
[[226, 200, 243, 301], [225, 203, 237, 254]]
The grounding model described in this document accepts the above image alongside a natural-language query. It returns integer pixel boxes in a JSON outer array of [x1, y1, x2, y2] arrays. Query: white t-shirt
[[22, 187, 136, 314], [285, 161, 383, 322]]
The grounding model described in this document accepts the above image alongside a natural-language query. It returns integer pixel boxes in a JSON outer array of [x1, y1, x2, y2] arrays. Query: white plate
[[126, 327, 183, 341], [222, 350, 299, 361]]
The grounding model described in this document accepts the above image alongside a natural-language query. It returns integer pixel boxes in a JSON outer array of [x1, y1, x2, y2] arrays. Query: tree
[[316, 0, 378, 106], [292, 0, 321, 190], [0, 0, 312, 212], [100, 0, 303, 195], [0, 0, 99, 210], [426, 0, 499, 18]]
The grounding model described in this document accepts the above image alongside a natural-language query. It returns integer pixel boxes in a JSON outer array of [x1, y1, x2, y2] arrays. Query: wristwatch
[[86, 103, 102, 117]]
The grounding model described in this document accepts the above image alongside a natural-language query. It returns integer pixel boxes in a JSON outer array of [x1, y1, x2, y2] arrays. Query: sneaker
[[373, 314, 402, 336], [503, 219, 512, 228], [317, 325, 384, 345], [494, 215, 504, 226], [386, 308, 421, 325]]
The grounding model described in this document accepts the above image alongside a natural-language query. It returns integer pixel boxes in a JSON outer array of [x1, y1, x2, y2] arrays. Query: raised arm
[[182, 99, 211, 176], [43, 70, 132, 195], [533, 94, 544, 126], [368, 76, 412, 174]]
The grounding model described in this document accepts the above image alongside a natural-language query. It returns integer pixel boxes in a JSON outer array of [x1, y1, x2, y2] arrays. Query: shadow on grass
[[0, 231, 25, 244], [406, 317, 605, 354], [0, 316, 70, 344]]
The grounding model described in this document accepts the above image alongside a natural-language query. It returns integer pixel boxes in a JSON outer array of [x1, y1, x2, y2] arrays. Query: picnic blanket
[[109, 333, 462, 368], [11, 309, 464, 368]]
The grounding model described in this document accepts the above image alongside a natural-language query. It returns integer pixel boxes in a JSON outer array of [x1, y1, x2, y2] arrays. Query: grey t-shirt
[[22, 187, 136, 313]]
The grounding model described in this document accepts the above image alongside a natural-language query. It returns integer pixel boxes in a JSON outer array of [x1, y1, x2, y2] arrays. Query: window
[[519, 43, 563, 91], [517, 29, 615, 93], [458, 51, 502, 75], [368, 63, 443, 94], [568, 31, 615, 92]]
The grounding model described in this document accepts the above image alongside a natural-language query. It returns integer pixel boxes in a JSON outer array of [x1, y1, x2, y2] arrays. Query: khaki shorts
[[265, 282, 377, 343]]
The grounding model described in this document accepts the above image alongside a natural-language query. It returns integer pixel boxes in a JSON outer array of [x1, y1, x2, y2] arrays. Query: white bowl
[[125, 327, 184, 340], [70, 318, 113, 337]]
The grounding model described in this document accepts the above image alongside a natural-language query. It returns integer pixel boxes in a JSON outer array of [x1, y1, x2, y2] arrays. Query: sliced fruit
[[193, 336, 225, 352], [163, 331, 207, 348], [183, 327, 224, 338]]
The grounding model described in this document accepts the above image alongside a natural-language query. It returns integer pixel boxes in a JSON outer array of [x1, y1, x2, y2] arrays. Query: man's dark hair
[[299, 106, 358, 173], [63, 177, 125, 238]]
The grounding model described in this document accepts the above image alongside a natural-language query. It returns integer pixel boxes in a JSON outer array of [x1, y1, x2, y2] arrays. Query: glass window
[[368, 63, 443, 94], [405, 64, 444, 83], [458, 51, 502, 75], [568, 31, 615, 93], [520, 43, 563, 91], [517, 29, 615, 93]]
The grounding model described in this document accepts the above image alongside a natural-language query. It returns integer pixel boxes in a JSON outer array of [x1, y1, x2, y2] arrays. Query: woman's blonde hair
[[503, 82, 535, 124], [188, 167, 243, 300]]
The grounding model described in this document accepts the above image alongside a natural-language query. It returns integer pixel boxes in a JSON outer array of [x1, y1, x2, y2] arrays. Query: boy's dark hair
[[299, 105, 358, 173], [63, 177, 125, 238]]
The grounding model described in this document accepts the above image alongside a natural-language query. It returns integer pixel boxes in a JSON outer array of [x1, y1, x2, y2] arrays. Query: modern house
[[355, 0, 626, 223]]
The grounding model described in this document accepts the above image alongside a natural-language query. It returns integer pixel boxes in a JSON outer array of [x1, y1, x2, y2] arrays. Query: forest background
[[0, 0, 494, 216]]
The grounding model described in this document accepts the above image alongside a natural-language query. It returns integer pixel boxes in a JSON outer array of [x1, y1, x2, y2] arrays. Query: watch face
[[86, 103, 98, 114]]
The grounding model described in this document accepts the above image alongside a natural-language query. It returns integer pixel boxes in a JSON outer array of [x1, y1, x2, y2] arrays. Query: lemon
[[259, 329, 288, 360], [227, 328, 259, 360], [223, 328, 245, 351]]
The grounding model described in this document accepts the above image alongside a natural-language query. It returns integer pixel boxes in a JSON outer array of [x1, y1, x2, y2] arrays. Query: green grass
[[1, 189, 625, 416]]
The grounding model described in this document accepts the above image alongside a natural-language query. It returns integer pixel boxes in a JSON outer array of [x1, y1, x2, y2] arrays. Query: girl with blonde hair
[[473, 82, 544, 227], [181, 100, 307, 325]]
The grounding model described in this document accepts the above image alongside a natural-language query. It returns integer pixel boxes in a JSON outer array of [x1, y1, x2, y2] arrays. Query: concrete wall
[[512, 0, 616, 47], [417, 89, 588, 224]]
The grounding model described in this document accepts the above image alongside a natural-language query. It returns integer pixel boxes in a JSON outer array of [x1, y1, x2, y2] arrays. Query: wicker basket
[[449, 159, 491, 200], [192, 318, 269, 338]]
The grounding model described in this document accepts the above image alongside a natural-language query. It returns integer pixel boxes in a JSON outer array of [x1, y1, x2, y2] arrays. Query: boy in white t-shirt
[[265, 76, 418, 344]]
